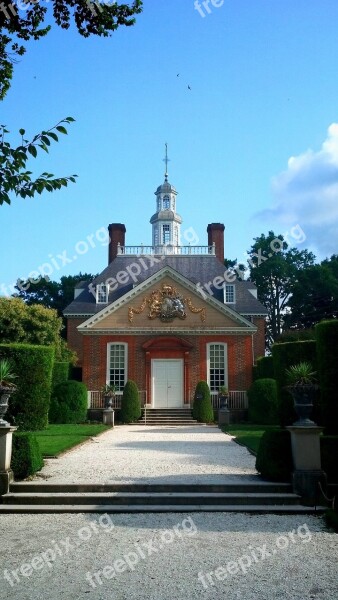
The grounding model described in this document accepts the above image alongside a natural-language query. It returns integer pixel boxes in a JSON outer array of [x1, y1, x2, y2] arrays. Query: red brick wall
[[252, 317, 266, 361], [66, 318, 86, 366], [82, 333, 254, 394]]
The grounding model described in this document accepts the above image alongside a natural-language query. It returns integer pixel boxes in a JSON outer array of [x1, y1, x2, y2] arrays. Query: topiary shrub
[[256, 429, 293, 482], [254, 356, 274, 380], [315, 320, 338, 434], [248, 378, 278, 424], [51, 361, 69, 388], [11, 432, 44, 479], [0, 343, 54, 431], [192, 381, 214, 423], [272, 341, 318, 427], [120, 380, 141, 423], [49, 380, 88, 424]]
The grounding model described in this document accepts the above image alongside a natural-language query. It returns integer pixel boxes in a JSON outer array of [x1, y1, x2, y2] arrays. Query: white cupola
[[150, 144, 182, 250]]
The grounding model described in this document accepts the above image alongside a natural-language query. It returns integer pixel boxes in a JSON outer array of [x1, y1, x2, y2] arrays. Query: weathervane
[[163, 143, 170, 181]]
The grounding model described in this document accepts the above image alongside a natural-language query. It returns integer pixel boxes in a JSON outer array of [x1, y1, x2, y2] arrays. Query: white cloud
[[256, 123, 338, 258]]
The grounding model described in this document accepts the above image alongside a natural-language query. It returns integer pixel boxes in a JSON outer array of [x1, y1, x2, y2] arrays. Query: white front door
[[152, 359, 183, 408]]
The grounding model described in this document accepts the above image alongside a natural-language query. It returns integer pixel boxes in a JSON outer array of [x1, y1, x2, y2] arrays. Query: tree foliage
[[0, 0, 143, 99], [247, 231, 315, 349], [0, 296, 75, 361], [14, 272, 96, 322], [284, 256, 338, 330], [0, 117, 77, 205]]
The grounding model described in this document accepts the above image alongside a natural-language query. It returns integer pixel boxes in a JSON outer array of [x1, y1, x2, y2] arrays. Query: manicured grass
[[34, 424, 110, 457], [222, 424, 281, 454]]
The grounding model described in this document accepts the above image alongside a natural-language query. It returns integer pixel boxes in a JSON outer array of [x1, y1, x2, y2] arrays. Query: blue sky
[[1, 0, 338, 294]]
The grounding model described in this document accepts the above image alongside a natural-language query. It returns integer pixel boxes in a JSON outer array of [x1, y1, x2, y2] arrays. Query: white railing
[[117, 243, 215, 256], [88, 390, 147, 410], [210, 391, 248, 411]]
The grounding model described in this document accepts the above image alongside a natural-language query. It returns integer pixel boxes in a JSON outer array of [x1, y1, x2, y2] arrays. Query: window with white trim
[[162, 224, 170, 244], [96, 283, 109, 304], [207, 343, 228, 392], [107, 343, 127, 392], [224, 284, 235, 303], [163, 195, 170, 209]]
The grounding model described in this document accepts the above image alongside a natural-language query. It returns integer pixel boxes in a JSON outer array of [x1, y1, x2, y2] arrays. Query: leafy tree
[[0, 0, 143, 99], [14, 272, 96, 322], [0, 118, 77, 205], [223, 258, 247, 281], [0, 296, 75, 361], [284, 262, 338, 330], [247, 231, 315, 349]]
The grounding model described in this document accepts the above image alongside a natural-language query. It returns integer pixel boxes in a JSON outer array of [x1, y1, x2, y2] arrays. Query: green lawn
[[222, 424, 281, 454], [34, 424, 110, 457]]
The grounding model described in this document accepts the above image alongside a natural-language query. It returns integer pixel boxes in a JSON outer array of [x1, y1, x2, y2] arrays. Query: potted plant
[[0, 359, 17, 426], [218, 386, 229, 409], [285, 361, 318, 426], [101, 384, 116, 409]]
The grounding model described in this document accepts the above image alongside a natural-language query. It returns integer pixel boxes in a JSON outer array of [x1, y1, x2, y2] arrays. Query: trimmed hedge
[[255, 429, 293, 482], [0, 343, 54, 431], [320, 436, 338, 483], [192, 381, 214, 423], [253, 356, 274, 381], [248, 378, 278, 424], [315, 320, 338, 434], [11, 432, 44, 479], [272, 341, 318, 427], [49, 380, 88, 424], [120, 380, 141, 423], [52, 361, 69, 388]]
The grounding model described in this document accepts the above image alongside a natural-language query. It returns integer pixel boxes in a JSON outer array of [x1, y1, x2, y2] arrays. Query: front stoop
[[138, 408, 201, 426], [0, 482, 327, 514]]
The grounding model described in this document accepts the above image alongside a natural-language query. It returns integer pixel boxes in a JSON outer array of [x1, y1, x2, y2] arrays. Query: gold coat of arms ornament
[[128, 284, 206, 324]]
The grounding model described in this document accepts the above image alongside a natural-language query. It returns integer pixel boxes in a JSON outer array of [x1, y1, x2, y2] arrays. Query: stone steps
[[0, 504, 325, 514], [0, 482, 327, 514], [139, 408, 200, 426]]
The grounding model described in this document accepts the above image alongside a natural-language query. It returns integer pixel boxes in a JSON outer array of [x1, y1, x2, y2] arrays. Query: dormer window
[[163, 195, 170, 209], [224, 284, 235, 303], [96, 283, 109, 304]]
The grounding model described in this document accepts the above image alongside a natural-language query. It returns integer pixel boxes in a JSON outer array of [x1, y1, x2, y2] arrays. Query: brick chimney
[[108, 223, 126, 263], [207, 223, 225, 264]]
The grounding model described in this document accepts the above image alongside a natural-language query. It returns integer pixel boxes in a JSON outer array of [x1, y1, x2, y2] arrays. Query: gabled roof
[[78, 266, 257, 332], [64, 254, 267, 317]]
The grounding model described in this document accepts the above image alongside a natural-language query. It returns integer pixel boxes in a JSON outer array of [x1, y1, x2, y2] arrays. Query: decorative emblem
[[148, 285, 186, 322], [128, 284, 206, 324]]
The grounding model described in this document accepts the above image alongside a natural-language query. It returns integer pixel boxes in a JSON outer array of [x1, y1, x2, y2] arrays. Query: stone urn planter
[[218, 386, 229, 410], [0, 359, 18, 427], [285, 362, 318, 427], [101, 384, 116, 409]]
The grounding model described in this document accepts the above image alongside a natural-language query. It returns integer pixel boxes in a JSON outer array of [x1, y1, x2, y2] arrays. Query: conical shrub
[[120, 380, 141, 423], [192, 380, 214, 423]]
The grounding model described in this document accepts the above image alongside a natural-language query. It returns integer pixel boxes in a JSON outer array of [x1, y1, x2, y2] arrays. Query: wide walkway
[[32, 424, 257, 484], [1, 425, 337, 600]]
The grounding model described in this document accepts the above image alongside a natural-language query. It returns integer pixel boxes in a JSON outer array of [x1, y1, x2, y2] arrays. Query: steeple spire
[[163, 142, 170, 182]]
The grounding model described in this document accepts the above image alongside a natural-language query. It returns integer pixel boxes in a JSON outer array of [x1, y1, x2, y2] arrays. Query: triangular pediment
[[78, 267, 256, 333]]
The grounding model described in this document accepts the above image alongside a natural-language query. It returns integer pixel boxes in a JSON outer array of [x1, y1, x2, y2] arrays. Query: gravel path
[[1, 425, 337, 599], [31, 424, 258, 484], [0, 512, 336, 600]]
